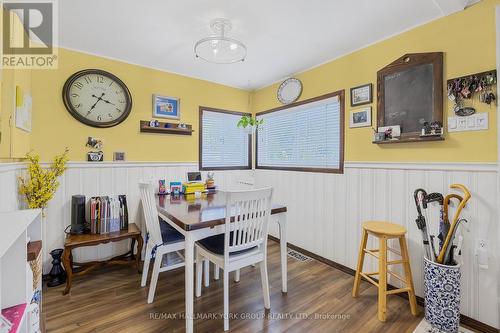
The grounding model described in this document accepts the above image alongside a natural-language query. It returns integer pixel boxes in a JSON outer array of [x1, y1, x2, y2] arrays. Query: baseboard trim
[[269, 235, 499, 333]]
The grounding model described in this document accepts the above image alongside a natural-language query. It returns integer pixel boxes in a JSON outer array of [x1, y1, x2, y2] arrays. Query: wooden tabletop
[[64, 223, 141, 247], [157, 191, 287, 231]]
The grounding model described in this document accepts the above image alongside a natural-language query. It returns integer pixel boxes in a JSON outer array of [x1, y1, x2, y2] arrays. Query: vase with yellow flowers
[[18, 148, 69, 215]]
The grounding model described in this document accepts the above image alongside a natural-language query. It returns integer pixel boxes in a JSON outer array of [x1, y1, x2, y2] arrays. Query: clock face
[[62, 69, 132, 127]]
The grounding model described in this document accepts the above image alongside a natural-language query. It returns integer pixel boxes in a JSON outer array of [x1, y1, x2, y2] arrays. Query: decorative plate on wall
[[277, 78, 302, 104]]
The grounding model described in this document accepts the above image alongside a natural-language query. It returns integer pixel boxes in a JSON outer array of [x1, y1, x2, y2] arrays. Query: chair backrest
[[234, 178, 255, 190], [224, 187, 273, 257], [139, 182, 163, 245]]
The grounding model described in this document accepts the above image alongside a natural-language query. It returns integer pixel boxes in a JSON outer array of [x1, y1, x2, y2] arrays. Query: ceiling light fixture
[[194, 18, 246, 64]]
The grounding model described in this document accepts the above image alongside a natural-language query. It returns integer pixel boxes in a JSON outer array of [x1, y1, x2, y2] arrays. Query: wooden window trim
[[255, 90, 345, 174], [199, 106, 253, 171]]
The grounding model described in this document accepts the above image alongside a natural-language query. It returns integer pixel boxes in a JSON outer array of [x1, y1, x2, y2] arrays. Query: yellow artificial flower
[[19, 148, 69, 212]]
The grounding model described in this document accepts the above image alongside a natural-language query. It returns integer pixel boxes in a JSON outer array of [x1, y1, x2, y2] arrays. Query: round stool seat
[[362, 221, 406, 237]]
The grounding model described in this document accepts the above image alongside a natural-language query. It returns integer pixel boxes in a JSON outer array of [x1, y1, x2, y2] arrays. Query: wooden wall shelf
[[373, 136, 444, 144], [140, 121, 193, 135]]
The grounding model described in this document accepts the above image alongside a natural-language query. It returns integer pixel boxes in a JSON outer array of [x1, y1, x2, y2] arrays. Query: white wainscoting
[[0, 162, 254, 275], [0, 161, 497, 327], [0, 163, 24, 212], [256, 162, 498, 328]]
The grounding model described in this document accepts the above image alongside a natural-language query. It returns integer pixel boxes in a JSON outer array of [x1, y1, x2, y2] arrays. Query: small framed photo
[[378, 125, 401, 138], [350, 83, 372, 106], [153, 94, 180, 119], [349, 107, 372, 128]]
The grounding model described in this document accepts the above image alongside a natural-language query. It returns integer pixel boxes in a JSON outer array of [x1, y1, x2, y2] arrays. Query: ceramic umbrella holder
[[423, 257, 462, 333]]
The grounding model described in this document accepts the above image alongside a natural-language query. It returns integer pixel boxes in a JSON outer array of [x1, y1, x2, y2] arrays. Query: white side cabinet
[[0, 209, 42, 333]]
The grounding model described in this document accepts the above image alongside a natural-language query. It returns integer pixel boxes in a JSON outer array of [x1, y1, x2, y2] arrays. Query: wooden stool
[[352, 221, 418, 321]]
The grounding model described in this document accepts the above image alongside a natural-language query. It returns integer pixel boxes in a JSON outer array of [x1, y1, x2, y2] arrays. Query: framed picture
[[349, 106, 372, 128], [153, 94, 180, 119], [350, 83, 372, 106], [378, 124, 401, 138], [15, 86, 32, 132]]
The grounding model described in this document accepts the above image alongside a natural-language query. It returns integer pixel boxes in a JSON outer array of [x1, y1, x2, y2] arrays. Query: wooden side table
[[62, 223, 143, 295]]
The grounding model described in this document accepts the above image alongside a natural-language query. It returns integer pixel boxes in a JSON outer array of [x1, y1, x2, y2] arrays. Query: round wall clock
[[277, 78, 302, 104], [62, 69, 132, 128]]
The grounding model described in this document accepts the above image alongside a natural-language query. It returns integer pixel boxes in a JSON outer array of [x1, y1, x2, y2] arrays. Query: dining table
[[156, 191, 288, 333]]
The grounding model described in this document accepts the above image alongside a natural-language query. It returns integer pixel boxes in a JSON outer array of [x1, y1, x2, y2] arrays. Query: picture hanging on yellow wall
[[349, 107, 371, 128], [153, 94, 180, 119], [15, 85, 32, 132]]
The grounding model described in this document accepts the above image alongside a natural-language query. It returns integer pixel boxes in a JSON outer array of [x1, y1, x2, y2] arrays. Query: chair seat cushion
[[198, 232, 257, 255], [159, 219, 184, 244]]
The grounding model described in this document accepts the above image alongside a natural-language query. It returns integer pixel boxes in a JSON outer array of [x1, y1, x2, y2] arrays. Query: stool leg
[[378, 236, 387, 322], [399, 236, 418, 316], [352, 228, 368, 297]]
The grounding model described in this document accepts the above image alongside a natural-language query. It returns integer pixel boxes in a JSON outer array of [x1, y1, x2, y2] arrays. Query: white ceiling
[[58, 0, 475, 90]]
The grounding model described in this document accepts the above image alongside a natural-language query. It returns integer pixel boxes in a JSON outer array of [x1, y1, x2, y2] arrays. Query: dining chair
[[195, 187, 273, 331], [213, 177, 256, 283], [139, 182, 185, 303]]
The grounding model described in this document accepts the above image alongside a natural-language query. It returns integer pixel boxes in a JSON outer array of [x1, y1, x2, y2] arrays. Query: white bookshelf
[[0, 209, 42, 333]]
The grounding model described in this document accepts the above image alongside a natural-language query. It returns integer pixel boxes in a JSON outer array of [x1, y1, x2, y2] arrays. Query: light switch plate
[[476, 113, 488, 130], [448, 113, 489, 132], [448, 117, 457, 129]]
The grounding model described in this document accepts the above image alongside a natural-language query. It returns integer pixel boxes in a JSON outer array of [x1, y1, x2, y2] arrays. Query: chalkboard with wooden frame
[[376, 52, 443, 143]]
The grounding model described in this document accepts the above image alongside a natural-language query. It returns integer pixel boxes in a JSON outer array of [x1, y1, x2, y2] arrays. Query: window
[[256, 91, 344, 173], [199, 107, 252, 170]]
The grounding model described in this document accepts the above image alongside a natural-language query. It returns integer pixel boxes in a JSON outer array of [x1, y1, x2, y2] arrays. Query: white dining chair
[[195, 187, 273, 331], [139, 182, 185, 303], [213, 177, 256, 283]]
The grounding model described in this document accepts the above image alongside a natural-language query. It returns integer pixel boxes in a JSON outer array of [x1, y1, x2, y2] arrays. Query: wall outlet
[[475, 239, 489, 269], [448, 113, 489, 132], [475, 239, 487, 252]]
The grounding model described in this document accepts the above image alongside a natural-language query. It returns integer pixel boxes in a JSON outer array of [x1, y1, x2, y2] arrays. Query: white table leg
[[185, 233, 195, 333], [278, 214, 287, 293], [204, 259, 210, 287]]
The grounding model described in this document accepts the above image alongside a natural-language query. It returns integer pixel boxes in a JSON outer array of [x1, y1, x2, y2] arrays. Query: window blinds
[[257, 96, 342, 170], [201, 110, 250, 169]]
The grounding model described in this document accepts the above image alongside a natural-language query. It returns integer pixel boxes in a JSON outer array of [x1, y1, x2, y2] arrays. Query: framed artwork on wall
[[349, 106, 371, 128], [350, 83, 372, 106], [153, 94, 180, 119], [15, 85, 32, 132]]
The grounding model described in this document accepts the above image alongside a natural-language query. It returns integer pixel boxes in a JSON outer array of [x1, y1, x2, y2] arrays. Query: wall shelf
[[139, 121, 193, 135], [373, 136, 444, 144]]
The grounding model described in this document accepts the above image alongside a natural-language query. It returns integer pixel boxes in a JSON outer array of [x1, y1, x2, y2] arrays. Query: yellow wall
[[0, 10, 33, 159], [252, 0, 498, 163], [30, 48, 249, 161], [3, 0, 499, 163]]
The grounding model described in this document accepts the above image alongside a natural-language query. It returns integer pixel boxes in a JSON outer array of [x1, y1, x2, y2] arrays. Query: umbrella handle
[[437, 184, 471, 264], [450, 183, 471, 202], [443, 193, 463, 224]]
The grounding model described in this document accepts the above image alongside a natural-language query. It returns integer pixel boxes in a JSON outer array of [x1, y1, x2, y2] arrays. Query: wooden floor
[[43, 241, 423, 333]]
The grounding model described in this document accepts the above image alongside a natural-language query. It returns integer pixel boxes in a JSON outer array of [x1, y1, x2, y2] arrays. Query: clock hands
[[100, 97, 116, 106], [89, 93, 105, 113]]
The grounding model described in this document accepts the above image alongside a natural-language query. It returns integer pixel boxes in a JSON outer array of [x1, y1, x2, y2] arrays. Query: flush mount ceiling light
[[194, 18, 246, 64]]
